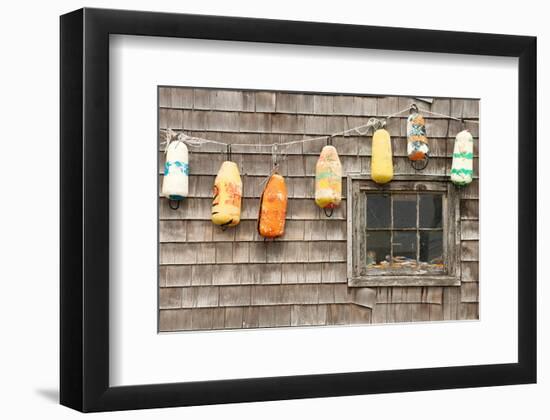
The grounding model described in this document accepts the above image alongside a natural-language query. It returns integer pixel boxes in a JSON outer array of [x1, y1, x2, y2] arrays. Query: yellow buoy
[[314, 145, 342, 210], [211, 161, 242, 228], [371, 128, 393, 184]]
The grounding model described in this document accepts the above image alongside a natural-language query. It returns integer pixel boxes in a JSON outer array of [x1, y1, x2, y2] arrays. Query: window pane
[[419, 231, 443, 265], [366, 194, 390, 228], [366, 231, 390, 266], [393, 194, 417, 228], [419, 194, 442, 228], [392, 231, 417, 261]]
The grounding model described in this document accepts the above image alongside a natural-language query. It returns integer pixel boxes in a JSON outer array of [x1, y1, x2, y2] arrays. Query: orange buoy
[[258, 173, 288, 238]]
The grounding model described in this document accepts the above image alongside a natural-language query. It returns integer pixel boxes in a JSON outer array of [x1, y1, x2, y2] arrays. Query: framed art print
[[60, 8, 536, 412]]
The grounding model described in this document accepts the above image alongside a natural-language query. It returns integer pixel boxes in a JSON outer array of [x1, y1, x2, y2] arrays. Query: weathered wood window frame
[[347, 175, 461, 287]]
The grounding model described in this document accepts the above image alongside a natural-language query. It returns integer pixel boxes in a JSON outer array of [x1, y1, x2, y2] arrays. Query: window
[[347, 176, 460, 287]]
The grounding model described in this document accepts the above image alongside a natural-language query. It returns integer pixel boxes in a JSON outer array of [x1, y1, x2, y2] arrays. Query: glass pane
[[392, 231, 417, 261], [366, 231, 390, 266], [419, 231, 443, 265], [366, 194, 390, 228], [393, 194, 417, 228], [419, 194, 442, 228]]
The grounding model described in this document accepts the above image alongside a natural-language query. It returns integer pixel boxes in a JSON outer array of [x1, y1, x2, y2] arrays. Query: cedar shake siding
[[158, 87, 479, 331]]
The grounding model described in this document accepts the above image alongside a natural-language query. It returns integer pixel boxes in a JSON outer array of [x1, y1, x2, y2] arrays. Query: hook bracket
[[410, 154, 430, 171], [168, 199, 180, 210]]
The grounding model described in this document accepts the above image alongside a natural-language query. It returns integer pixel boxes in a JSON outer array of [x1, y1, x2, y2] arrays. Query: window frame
[[347, 175, 461, 287]]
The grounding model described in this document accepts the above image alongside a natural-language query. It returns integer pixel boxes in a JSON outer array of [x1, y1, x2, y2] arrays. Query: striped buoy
[[371, 128, 393, 184], [258, 173, 287, 239], [314, 145, 342, 214], [407, 107, 430, 168], [212, 161, 242, 228], [450, 130, 474, 186], [161, 139, 189, 209]]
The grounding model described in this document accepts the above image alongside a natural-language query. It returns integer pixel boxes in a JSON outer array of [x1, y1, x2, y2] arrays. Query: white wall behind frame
[[1, 1, 546, 419]]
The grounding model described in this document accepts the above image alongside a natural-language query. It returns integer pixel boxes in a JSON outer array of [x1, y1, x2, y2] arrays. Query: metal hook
[[227, 144, 232, 161], [410, 103, 419, 114], [327, 136, 333, 146], [168, 199, 180, 210], [410, 154, 430, 171], [323, 207, 334, 218], [271, 143, 279, 170]]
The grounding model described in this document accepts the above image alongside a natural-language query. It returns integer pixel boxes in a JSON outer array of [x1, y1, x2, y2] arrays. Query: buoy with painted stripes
[[162, 139, 189, 209], [407, 106, 430, 169], [258, 173, 287, 239], [450, 130, 474, 186], [371, 128, 393, 184], [315, 145, 342, 214], [212, 161, 242, 228]]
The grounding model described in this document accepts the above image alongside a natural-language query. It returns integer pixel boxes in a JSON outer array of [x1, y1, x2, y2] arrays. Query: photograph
[[157, 87, 480, 332]]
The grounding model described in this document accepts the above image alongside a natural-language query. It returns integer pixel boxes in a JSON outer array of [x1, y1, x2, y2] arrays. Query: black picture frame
[[60, 7, 537, 412]]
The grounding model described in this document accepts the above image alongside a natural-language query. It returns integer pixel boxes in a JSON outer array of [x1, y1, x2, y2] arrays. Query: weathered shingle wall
[[158, 87, 479, 331]]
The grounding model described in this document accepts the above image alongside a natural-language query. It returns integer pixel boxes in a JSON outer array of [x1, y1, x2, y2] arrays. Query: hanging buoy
[[258, 173, 287, 238], [212, 161, 242, 228], [161, 139, 189, 207], [450, 130, 474, 186], [315, 145, 342, 213], [371, 128, 393, 184], [407, 106, 430, 169]]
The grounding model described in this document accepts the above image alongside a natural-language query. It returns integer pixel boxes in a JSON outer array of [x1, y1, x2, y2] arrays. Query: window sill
[[348, 275, 461, 287]]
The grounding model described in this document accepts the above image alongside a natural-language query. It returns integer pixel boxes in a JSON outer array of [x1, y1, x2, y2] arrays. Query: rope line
[[161, 102, 479, 170]]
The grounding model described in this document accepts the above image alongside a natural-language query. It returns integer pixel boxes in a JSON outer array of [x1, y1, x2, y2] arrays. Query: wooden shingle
[[224, 307, 243, 328], [461, 262, 479, 282], [193, 88, 212, 109], [191, 265, 213, 286], [255, 92, 276, 112], [159, 288, 182, 309], [281, 263, 307, 284], [461, 241, 479, 261], [219, 285, 251, 306], [212, 264, 241, 286], [159, 309, 192, 331], [458, 303, 479, 320], [460, 199, 479, 220], [349, 304, 372, 324], [291, 305, 325, 326], [160, 265, 192, 287], [313, 95, 333, 114], [171, 87, 194, 108], [460, 282, 479, 303], [461, 221, 479, 240]]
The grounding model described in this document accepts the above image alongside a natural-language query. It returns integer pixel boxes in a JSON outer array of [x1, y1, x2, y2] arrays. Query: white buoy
[[162, 139, 189, 206], [450, 130, 474, 186]]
